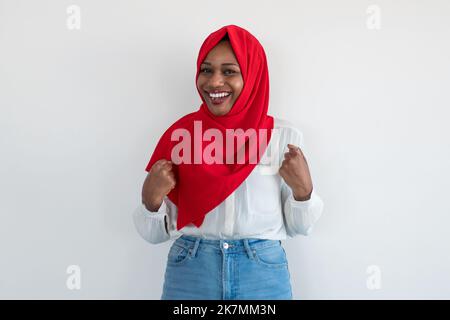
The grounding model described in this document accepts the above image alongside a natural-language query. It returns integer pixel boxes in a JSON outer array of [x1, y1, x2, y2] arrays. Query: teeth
[[209, 92, 231, 99]]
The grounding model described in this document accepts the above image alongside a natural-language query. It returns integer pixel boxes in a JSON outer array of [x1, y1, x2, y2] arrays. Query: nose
[[208, 71, 225, 88]]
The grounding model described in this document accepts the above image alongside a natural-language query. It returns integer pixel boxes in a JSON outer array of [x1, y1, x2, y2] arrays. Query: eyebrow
[[201, 61, 240, 67]]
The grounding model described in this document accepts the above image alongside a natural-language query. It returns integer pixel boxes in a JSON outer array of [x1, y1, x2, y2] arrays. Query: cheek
[[196, 77, 205, 91], [231, 78, 244, 96]]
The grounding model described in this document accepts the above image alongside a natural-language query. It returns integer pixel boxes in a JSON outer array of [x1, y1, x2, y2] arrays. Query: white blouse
[[133, 117, 324, 244]]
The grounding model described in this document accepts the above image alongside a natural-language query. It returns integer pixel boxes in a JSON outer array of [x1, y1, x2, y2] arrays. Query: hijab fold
[[145, 25, 274, 230]]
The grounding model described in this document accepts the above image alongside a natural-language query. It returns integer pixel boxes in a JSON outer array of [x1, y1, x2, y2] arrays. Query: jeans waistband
[[175, 234, 282, 259]]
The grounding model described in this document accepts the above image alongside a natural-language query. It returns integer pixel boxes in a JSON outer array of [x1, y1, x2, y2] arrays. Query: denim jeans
[[161, 235, 293, 300]]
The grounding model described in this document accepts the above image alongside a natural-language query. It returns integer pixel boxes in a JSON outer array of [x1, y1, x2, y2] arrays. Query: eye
[[200, 68, 211, 73], [223, 69, 236, 75]]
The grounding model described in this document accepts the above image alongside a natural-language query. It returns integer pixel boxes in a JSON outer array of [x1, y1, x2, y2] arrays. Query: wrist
[[293, 187, 313, 201], [143, 193, 164, 212]]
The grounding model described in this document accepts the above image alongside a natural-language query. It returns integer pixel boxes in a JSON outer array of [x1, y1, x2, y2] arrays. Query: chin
[[206, 104, 231, 116]]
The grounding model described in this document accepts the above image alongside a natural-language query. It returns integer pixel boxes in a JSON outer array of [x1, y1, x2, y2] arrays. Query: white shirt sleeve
[[281, 184, 324, 236], [279, 125, 324, 237], [132, 196, 182, 244]]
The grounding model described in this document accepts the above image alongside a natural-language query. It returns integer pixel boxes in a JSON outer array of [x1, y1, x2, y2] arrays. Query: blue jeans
[[161, 235, 293, 300]]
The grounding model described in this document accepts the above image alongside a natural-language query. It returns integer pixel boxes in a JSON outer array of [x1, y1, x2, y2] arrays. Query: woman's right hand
[[141, 159, 176, 212]]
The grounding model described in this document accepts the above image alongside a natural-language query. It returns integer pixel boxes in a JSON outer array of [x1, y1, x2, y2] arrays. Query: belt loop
[[190, 237, 201, 258], [243, 239, 255, 260]]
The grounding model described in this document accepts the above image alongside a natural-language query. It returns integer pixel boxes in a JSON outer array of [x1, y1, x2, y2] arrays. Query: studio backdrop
[[1, 0, 450, 299]]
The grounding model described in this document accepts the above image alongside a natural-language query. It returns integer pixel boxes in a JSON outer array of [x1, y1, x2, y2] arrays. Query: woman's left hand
[[278, 144, 313, 201]]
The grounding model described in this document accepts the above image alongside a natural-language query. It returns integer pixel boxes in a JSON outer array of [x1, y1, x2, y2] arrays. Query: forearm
[[142, 184, 165, 212], [292, 186, 313, 201]]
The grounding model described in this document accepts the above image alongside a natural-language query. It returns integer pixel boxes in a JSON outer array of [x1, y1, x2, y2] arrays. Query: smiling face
[[197, 40, 244, 116]]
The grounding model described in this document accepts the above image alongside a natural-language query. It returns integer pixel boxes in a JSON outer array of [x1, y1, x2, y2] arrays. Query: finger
[[161, 167, 173, 175], [287, 144, 300, 155], [284, 152, 293, 160], [161, 160, 173, 169], [154, 159, 169, 170], [295, 150, 306, 164], [152, 160, 162, 169], [168, 173, 176, 183], [167, 168, 176, 178], [168, 175, 176, 189]]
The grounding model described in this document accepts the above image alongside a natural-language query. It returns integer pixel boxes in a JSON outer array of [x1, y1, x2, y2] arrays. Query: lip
[[206, 90, 232, 94]]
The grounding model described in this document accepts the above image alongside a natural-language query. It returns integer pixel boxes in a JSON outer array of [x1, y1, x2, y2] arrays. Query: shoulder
[[272, 117, 303, 144], [273, 117, 301, 132], [272, 117, 304, 149]]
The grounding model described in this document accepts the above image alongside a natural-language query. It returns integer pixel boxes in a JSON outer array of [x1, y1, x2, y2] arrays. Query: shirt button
[[223, 242, 229, 249]]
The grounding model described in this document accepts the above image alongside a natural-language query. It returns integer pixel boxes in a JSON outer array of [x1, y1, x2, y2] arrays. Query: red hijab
[[145, 25, 274, 230]]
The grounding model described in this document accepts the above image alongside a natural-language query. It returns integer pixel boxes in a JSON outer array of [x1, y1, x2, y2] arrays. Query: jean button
[[223, 242, 229, 249]]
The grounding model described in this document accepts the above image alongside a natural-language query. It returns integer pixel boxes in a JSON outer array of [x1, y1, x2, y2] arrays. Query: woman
[[133, 25, 324, 300]]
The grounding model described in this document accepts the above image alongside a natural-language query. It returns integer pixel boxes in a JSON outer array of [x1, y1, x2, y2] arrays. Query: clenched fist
[[142, 159, 176, 212], [278, 144, 313, 201]]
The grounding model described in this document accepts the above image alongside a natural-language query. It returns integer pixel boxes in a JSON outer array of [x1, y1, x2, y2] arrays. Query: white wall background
[[1, 0, 450, 299]]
